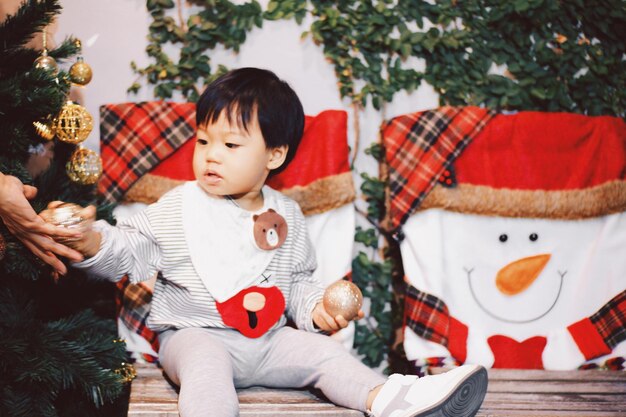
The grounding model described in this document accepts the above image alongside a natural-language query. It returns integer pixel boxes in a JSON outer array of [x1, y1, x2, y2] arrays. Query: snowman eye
[[499, 234, 508, 243], [529, 233, 538, 242]]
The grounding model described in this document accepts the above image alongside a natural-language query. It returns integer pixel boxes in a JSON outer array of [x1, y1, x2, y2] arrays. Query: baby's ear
[[268, 208, 276, 213], [253, 214, 259, 222], [267, 145, 288, 170]]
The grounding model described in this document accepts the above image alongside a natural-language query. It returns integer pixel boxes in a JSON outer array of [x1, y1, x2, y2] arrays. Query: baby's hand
[[312, 301, 364, 332], [39, 201, 101, 257]]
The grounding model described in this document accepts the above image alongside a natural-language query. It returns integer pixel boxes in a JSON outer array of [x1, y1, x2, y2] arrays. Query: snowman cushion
[[383, 108, 626, 370]]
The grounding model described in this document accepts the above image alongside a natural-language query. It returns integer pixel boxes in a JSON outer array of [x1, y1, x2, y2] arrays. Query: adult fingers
[[23, 184, 38, 200], [32, 220, 82, 240], [28, 232, 83, 263], [21, 238, 67, 275]]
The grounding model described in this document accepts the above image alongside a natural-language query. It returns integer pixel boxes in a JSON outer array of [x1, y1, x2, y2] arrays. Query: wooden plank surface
[[128, 363, 626, 416]]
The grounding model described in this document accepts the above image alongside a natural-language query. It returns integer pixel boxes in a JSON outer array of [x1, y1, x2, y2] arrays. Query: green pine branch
[[0, 0, 61, 61]]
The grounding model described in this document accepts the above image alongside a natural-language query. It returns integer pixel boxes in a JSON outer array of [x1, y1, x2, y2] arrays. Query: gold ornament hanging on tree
[[53, 101, 93, 144], [66, 146, 102, 185], [33, 119, 56, 140], [114, 362, 137, 383], [33, 29, 58, 74], [69, 56, 93, 86]]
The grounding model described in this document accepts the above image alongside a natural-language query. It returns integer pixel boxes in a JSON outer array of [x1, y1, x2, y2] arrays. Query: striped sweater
[[74, 184, 325, 334]]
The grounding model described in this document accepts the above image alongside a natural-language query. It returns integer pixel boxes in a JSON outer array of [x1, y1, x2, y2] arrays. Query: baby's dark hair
[[196, 68, 304, 176]]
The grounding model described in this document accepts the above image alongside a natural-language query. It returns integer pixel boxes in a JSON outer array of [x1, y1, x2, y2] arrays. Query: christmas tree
[[0, 1, 129, 415]]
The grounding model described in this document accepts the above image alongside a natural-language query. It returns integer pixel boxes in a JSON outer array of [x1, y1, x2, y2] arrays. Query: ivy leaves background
[[131, 0, 625, 370]]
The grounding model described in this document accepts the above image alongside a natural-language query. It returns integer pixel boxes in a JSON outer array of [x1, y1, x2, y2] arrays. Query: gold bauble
[[114, 362, 137, 383], [40, 202, 84, 229], [323, 280, 363, 321], [66, 146, 102, 185], [34, 50, 58, 74], [69, 57, 93, 86], [33, 120, 56, 140], [54, 101, 93, 144]]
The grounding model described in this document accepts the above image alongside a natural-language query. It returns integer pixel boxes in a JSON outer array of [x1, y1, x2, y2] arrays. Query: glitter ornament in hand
[[323, 280, 363, 321]]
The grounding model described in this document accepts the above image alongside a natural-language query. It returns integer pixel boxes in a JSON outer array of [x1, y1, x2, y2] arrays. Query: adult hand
[[0, 173, 84, 276], [312, 301, 364, 332]]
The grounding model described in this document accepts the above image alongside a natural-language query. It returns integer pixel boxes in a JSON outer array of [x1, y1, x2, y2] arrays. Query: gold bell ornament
[[33, 29, 58, 74], [323, 280, 363, 321], [66, 146, 102, 185], [53, 101, 93, 144], [69, 41, 92, 86], [33, 119, 56, 140]]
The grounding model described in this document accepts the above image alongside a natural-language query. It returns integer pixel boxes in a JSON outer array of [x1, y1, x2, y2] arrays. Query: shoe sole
[[405, 366, 488, 417]]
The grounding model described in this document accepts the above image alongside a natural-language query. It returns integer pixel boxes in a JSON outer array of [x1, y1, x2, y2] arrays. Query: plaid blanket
[[99, 101, 196, 203], [115, 276, 159, 359], [382, 106, 495, 233]]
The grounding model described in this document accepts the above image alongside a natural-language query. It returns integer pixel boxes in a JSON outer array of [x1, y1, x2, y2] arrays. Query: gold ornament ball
[[323, 280, 363, 321], [33, 120, 56, 140], [54, 101, 93, 144], [40, 202, 85, 229], [66, 147, 102, 185], [114, 362, 137, 383], [69, 57, 93, 85], [34, 52, 58, 74]]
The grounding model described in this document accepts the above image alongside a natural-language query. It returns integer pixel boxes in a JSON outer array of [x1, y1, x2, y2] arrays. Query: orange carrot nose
[[496, 254, 551, 296]]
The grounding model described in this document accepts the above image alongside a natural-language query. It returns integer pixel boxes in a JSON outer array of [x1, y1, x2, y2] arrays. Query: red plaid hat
[[383, 108, 626, 232]]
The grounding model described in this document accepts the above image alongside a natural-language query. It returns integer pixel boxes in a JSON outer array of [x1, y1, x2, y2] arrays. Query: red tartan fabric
[[382, 106, 495, 231], [590, 289, 626, 349], [115, 276, 159, 359], [404, 284, 450, 346], [98, 102, 196, 203]]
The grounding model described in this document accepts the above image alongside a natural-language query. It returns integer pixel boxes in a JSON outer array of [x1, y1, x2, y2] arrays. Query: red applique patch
[[488, 335, 547, 369], [216, 286, 286, 338]]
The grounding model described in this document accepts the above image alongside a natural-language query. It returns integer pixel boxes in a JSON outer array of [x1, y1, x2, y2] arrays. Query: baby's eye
[[197, 138, 208, 145], [225, 143, 239, 149]]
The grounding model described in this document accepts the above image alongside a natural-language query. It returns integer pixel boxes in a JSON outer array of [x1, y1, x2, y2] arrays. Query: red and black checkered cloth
[[115, 275, 159, 359], [99, 101, 196, 203], [590, 290, 626, 350], [382, 106, 495, 233]]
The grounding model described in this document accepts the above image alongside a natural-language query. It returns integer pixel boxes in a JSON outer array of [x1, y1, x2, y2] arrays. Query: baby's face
[[192, 111, 285, 204]]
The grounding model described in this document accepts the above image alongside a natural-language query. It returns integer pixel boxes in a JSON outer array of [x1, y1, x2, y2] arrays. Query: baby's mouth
[[204, 171, 222, 184]]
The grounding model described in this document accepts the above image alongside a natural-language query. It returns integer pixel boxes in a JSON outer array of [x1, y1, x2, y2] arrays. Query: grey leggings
[[158, 326, 386, 417]]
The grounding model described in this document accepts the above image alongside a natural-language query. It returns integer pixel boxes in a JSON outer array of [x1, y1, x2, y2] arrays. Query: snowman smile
[[466, 267, 566, 323]]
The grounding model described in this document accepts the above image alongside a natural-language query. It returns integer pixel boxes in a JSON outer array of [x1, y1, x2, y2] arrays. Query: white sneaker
[[369, 364, 488, 417]]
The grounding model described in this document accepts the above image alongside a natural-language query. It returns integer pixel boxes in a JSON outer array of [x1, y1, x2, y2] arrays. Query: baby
[[47, 68, 487, 417]]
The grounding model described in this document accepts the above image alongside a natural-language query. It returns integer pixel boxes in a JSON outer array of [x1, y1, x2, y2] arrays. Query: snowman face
[[401, 209, 625, 337]]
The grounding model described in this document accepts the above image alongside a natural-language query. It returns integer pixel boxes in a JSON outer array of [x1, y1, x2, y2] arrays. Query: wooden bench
[[128, 363, 626, 416]]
